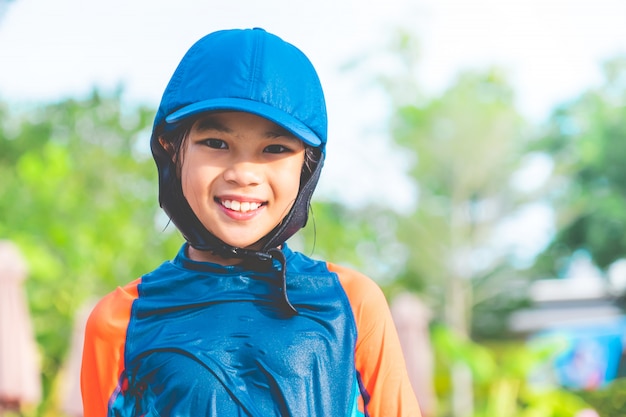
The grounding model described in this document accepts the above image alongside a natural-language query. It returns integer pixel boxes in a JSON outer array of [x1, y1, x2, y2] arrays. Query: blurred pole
[[0, 240, 41, 415], [60, 300, 96, 417], [451, 362, 473, 417], [391, 293, 436, 417]]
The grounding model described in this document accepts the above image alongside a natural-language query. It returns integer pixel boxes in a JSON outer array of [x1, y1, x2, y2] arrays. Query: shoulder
[[327, 262, 387, 306], [326, 262, 391, 336], [86, 278, 141, 338], [82, 279, 141, 414], [327, 265, 422, 416]]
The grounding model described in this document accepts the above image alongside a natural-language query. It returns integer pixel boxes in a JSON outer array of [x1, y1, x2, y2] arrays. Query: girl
[[81, 27, 421, 417]]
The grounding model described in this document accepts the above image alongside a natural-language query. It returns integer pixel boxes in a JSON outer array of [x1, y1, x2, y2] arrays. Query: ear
[[159, 136, 183, 178], [159, 136, 180, 167], [158, 136, 176, 157]]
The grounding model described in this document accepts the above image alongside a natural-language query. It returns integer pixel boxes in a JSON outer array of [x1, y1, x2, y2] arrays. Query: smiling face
[[177, 111, 305, 261]]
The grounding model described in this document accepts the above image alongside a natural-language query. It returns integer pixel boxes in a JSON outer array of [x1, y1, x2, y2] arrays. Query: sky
[[2, 0, 626, 260]]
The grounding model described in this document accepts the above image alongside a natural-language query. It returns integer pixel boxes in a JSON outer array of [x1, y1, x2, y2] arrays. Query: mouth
[[218, 198, 265, 213]]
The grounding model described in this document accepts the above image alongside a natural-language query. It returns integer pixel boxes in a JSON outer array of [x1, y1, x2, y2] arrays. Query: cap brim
[[165, 98, 322, 147]]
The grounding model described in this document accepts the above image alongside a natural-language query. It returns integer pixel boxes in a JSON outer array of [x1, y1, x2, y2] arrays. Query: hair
[[157, 116, 322, 188]]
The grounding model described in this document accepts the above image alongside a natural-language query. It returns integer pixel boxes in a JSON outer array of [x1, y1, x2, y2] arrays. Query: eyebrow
[[194, 117, 232, 133], [194, 115, 299, 141], [266, 128, 297, 139]]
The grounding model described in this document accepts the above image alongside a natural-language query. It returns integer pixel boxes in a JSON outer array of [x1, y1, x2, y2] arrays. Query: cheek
[[181, 159, 223, 204], [180, 169, 195, 204], [180, 161, 204, 202], [277, 158, 305, 200]]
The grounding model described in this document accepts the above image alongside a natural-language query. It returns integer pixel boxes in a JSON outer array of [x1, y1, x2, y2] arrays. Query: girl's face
[[179, 111, 305, 258]]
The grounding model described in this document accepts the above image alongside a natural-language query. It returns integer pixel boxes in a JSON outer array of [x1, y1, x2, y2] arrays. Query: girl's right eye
[[202, 139, 228, 149]]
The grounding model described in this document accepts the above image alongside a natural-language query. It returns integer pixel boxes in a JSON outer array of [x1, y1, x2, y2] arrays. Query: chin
[[220, 231, 269, 250], [221, 238, 261, 250]]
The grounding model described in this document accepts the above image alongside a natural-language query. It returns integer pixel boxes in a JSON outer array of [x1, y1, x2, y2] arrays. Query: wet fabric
[[81, 244, 421, 416], [111, 245, 357, 416]]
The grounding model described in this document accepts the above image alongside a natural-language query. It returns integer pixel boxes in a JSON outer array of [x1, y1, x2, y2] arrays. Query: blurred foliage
[[529, 56, 626, 277], [431, 324, 591, 417], [373, 30, 534, 340], [297, 201, 406, 285], [574, 377, 626, 417]]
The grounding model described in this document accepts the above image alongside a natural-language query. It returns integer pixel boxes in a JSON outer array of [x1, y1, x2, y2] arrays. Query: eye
[[202, 139, 228, 149], [264, 144, 291, 154]]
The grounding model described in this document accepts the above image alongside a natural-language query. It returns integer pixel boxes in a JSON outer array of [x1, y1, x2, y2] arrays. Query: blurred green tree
[[529, 56, 626, 278], [373, 31, 533, 340], [296, 201, 405, 283]]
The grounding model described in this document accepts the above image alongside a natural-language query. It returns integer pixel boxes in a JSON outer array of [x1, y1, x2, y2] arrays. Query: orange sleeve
[[329, 263, 422, 417], [80, 279, 140, 417]]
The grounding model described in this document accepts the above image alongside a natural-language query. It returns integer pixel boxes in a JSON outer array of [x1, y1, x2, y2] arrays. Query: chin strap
[[266, 248, 297, 315], [209, 245, 297, 316]]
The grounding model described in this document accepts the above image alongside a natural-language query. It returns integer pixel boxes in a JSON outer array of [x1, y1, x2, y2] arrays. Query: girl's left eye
[[264, 144, 290, 154], [202, 139, 227, 149]]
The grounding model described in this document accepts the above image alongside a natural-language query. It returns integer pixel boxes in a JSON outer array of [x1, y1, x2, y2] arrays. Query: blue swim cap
[[153, 27, 327, 149]]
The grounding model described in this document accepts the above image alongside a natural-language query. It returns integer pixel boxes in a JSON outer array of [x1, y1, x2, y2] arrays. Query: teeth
[[222, 200, 261, 212]]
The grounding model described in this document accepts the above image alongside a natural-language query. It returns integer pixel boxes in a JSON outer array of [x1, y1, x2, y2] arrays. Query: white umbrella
[[0, 240, 41, 413]]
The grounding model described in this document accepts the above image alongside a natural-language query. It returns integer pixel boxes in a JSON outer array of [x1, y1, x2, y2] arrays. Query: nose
[[222, 160, 262, 187]]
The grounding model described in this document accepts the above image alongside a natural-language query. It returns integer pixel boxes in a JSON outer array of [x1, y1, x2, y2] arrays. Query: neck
[[186, 243, 284, 265], [186, 245, 242, 265]]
